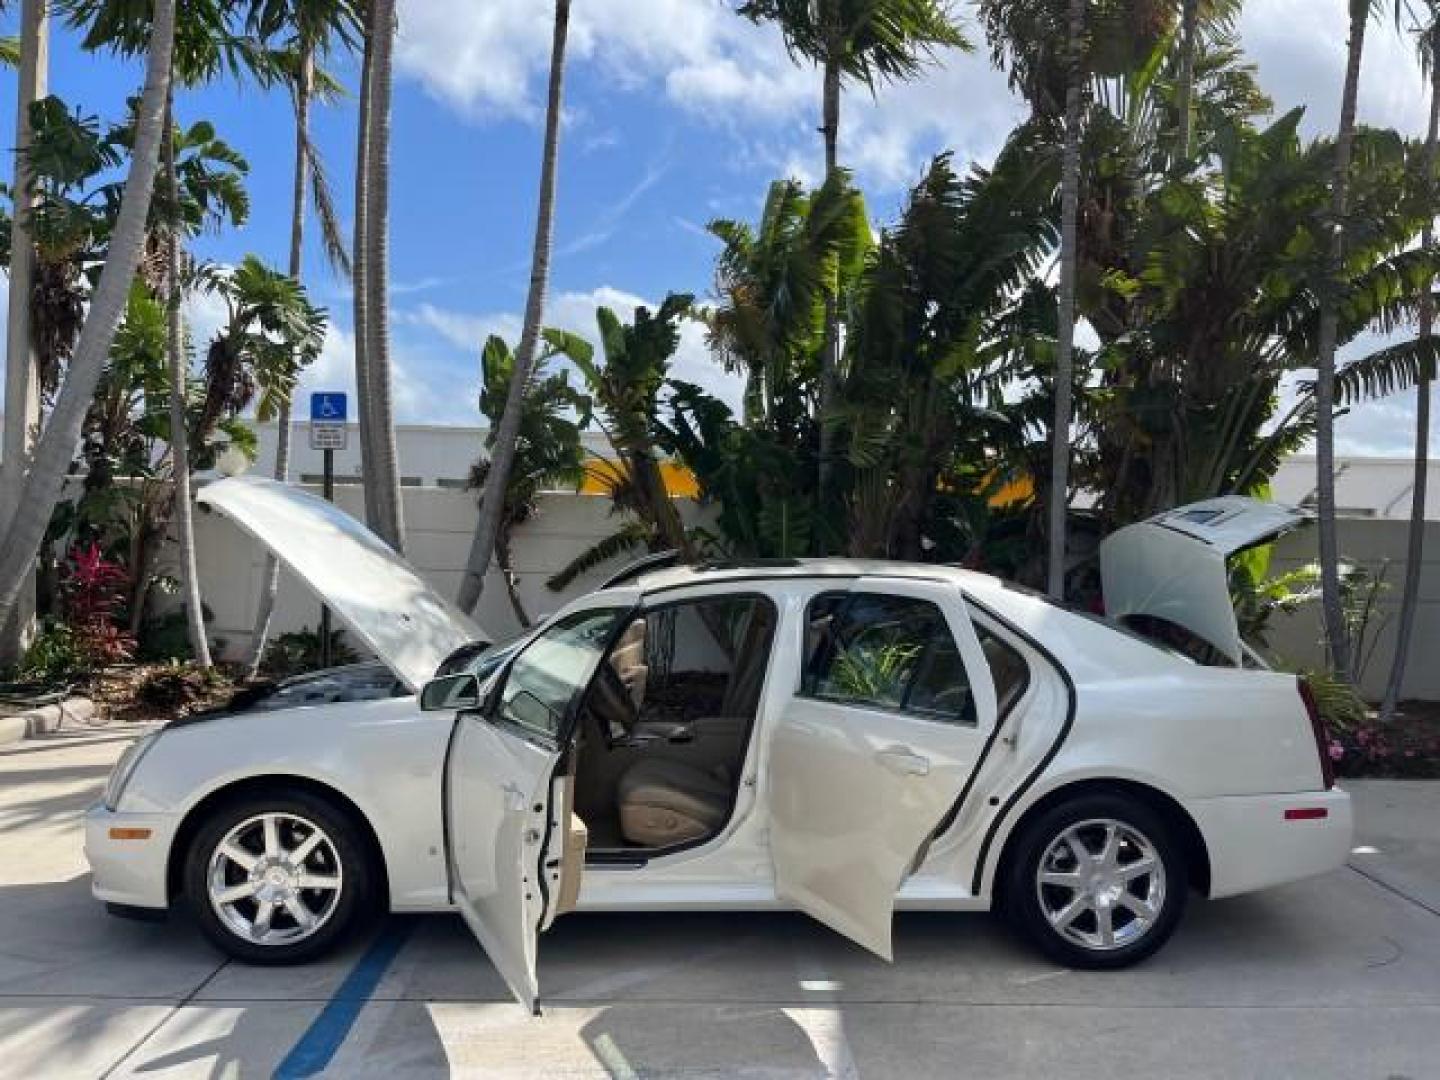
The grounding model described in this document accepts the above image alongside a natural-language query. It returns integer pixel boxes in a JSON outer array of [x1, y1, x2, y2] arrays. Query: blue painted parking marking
[[273, 919, 414, 1079]]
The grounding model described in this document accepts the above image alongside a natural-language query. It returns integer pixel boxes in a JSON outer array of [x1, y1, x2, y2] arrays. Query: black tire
[[1002, 793, 1188, 970], [183, 789, 374, 965]]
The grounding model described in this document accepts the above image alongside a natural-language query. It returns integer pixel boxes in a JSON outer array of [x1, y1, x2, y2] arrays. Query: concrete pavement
[[0, 729, 1436, 1078]]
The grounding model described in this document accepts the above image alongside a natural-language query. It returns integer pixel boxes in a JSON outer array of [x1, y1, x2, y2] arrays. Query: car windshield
[[435, 634, 525, 680]]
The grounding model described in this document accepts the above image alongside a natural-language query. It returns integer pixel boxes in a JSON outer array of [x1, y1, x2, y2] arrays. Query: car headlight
[[103, 732, 160, 811]]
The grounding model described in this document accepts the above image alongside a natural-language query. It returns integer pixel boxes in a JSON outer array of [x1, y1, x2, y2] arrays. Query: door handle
[[876, 746, 931, 776], [502, 783, 528, 812]]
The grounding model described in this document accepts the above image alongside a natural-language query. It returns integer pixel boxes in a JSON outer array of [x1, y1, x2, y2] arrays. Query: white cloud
[[398, 285, 743, 420], [1239, 0, 1430, 139], [393, 0, 1021, 192]]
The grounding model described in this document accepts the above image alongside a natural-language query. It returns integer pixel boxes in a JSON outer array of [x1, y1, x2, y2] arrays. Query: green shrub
[[260, 627, 358, 679], [135, 661, 230, 715], [19, 623, 86, 685], [136, 610, 193, 663]]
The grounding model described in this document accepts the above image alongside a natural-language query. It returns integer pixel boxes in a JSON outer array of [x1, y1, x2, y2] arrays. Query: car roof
[[599, 557, 1005, 599]]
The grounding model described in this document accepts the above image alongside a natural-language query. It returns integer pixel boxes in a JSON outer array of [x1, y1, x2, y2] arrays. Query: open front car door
[[769, 577, 998, 960], [444, 607, 627, 1012]]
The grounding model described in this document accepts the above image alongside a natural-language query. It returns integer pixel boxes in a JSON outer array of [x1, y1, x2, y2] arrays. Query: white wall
[[1265, 519, 1440, 701], [184, 480, 1440, 701], [192, 483, 711, 658]]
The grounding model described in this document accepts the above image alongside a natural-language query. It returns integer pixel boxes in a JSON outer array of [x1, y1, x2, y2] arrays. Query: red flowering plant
[[59, 542, 136, 669], [1329, 713, 1440, 780]]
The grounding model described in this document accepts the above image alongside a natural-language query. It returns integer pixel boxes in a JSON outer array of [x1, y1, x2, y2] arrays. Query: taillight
[[1297, 678, 1335, 789]]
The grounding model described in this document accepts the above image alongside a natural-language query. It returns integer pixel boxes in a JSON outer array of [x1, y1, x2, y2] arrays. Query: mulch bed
[[1331, 702, 1440, 780]]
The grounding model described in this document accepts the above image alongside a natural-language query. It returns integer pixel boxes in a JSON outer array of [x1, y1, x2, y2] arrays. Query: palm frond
[[304, 130, 352, 278], [545, 521, 651, 592]]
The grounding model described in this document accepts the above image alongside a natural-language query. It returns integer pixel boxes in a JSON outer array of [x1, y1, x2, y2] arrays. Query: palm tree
[[1314, 0, 1383, 680], [544, 296, 698, 591], [735, 0, 969, 535], [0, 0, 177, 633], [60, 0, 278, 669], [0, 0, 49, 669], [467, 335, 588, 628], [695, 172, 871, 555], [161, 82, 210, 666], [1173, 0, 1200, 161], [456, 0, 571, 615], [353, 0, 405, 552], [1044, 0, 1085, 600], [244, 0, 360, 675], [1381, 0, 1440, 719], [1172, 1, 1246, 166], [977, 0, 1090, 598]]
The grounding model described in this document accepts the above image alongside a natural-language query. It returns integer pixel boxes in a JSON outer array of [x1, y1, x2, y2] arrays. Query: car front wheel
[[1004, 793, 1188, 969], [183, 790, 373, 964]]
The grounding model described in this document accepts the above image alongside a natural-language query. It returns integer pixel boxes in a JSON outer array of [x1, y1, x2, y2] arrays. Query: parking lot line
[[273, 918, 415, 1079]]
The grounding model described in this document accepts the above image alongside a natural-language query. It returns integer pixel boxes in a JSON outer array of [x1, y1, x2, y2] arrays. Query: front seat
[[617, 758, 730, 847], [609, 618, 648, 710]]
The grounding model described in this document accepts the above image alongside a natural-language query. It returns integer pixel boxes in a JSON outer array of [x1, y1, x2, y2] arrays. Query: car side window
[[975, 623, 1029, 716], [496, 608, 625, 741], [803, 592, 977, 726]]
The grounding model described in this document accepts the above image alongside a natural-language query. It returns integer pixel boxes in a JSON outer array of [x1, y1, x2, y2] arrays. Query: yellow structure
[[580, 453, 1029, 508]]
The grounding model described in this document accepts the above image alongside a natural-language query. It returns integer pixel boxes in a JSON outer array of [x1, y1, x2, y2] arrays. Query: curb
[[0, 697, 100, 744]]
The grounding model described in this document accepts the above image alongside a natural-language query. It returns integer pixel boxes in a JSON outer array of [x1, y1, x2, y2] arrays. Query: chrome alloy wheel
[[1034, 818, 1166, 952], [206, 812, 344, 946]]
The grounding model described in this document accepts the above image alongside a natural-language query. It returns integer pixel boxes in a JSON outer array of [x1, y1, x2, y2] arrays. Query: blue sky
[[1, 0, 1436, 455]]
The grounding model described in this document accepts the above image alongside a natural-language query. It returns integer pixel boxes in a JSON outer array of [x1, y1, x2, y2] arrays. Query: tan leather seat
[[609, 618, 648, 709], [618, 758, 730, 847]]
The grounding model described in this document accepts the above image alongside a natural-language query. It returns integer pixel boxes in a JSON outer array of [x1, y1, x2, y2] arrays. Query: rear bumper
[[84, 803, 176, 912], [1187, 787, 1353, 899]]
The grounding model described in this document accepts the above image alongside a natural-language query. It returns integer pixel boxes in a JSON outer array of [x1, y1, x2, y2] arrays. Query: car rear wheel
[[183, 791, 373, 964], [1003, 793, 1188, 969]]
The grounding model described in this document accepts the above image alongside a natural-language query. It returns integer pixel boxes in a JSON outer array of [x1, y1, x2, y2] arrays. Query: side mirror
[[419, 672, 482, 713]]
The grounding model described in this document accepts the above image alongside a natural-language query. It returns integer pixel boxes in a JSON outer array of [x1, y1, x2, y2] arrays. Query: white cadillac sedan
[[86, 478, 1352, 1012]]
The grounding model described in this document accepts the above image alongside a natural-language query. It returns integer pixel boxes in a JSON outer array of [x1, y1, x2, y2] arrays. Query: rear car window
[[976, 625, 1029, 716], [802, 592, 977, 726]]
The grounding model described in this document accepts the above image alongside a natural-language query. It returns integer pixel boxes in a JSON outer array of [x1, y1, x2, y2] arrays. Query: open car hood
[[1099, 496, 1309, 665], [197, 477, 486, 691]]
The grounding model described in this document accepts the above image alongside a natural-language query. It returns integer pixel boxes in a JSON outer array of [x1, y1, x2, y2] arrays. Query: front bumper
[[1187, 787, 1354, 899], [84, 803, 177, 912]]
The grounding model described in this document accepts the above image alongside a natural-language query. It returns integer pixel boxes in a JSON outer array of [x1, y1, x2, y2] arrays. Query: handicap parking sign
[[310, 392, 349, 451], [310, 392, 348, 423]]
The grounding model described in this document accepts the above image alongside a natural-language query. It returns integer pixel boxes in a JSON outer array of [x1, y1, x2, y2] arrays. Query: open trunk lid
[[1099, 497, 1309, 665], [197, 476, 486, 691]]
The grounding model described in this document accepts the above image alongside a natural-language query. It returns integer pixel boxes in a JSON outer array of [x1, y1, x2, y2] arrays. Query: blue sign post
[[309, 392, 348, 667]]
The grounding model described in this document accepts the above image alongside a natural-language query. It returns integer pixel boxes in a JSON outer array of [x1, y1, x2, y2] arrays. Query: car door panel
[[444, 605, 630, 1013], [446, 715, 559, 1013], [769, 577, 997, 960]]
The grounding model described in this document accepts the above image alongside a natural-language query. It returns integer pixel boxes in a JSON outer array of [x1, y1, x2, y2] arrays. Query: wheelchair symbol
[[310, 392, 347, 423]]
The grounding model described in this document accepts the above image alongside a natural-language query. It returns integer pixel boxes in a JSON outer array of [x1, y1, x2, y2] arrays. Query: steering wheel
[[588, 660, 641, 744]]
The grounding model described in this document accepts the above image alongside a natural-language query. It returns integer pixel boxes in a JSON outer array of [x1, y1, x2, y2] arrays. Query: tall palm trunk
[[162, 83, 212, 669], [0, 0, 47, 670], [358, 0, 404, 552], [815, 50, 841, 541], [1174, 0, 1199, 165], [0, 0, 176, 630], [1380, 59, 1440, 718], [1047, 0, 1086, 601], [457, 0, 570, 616], [352, 22, 376, 529], [1315, 2, 1369, 680], [247, 47, 314, 677], [496, 525, 531, 629]]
